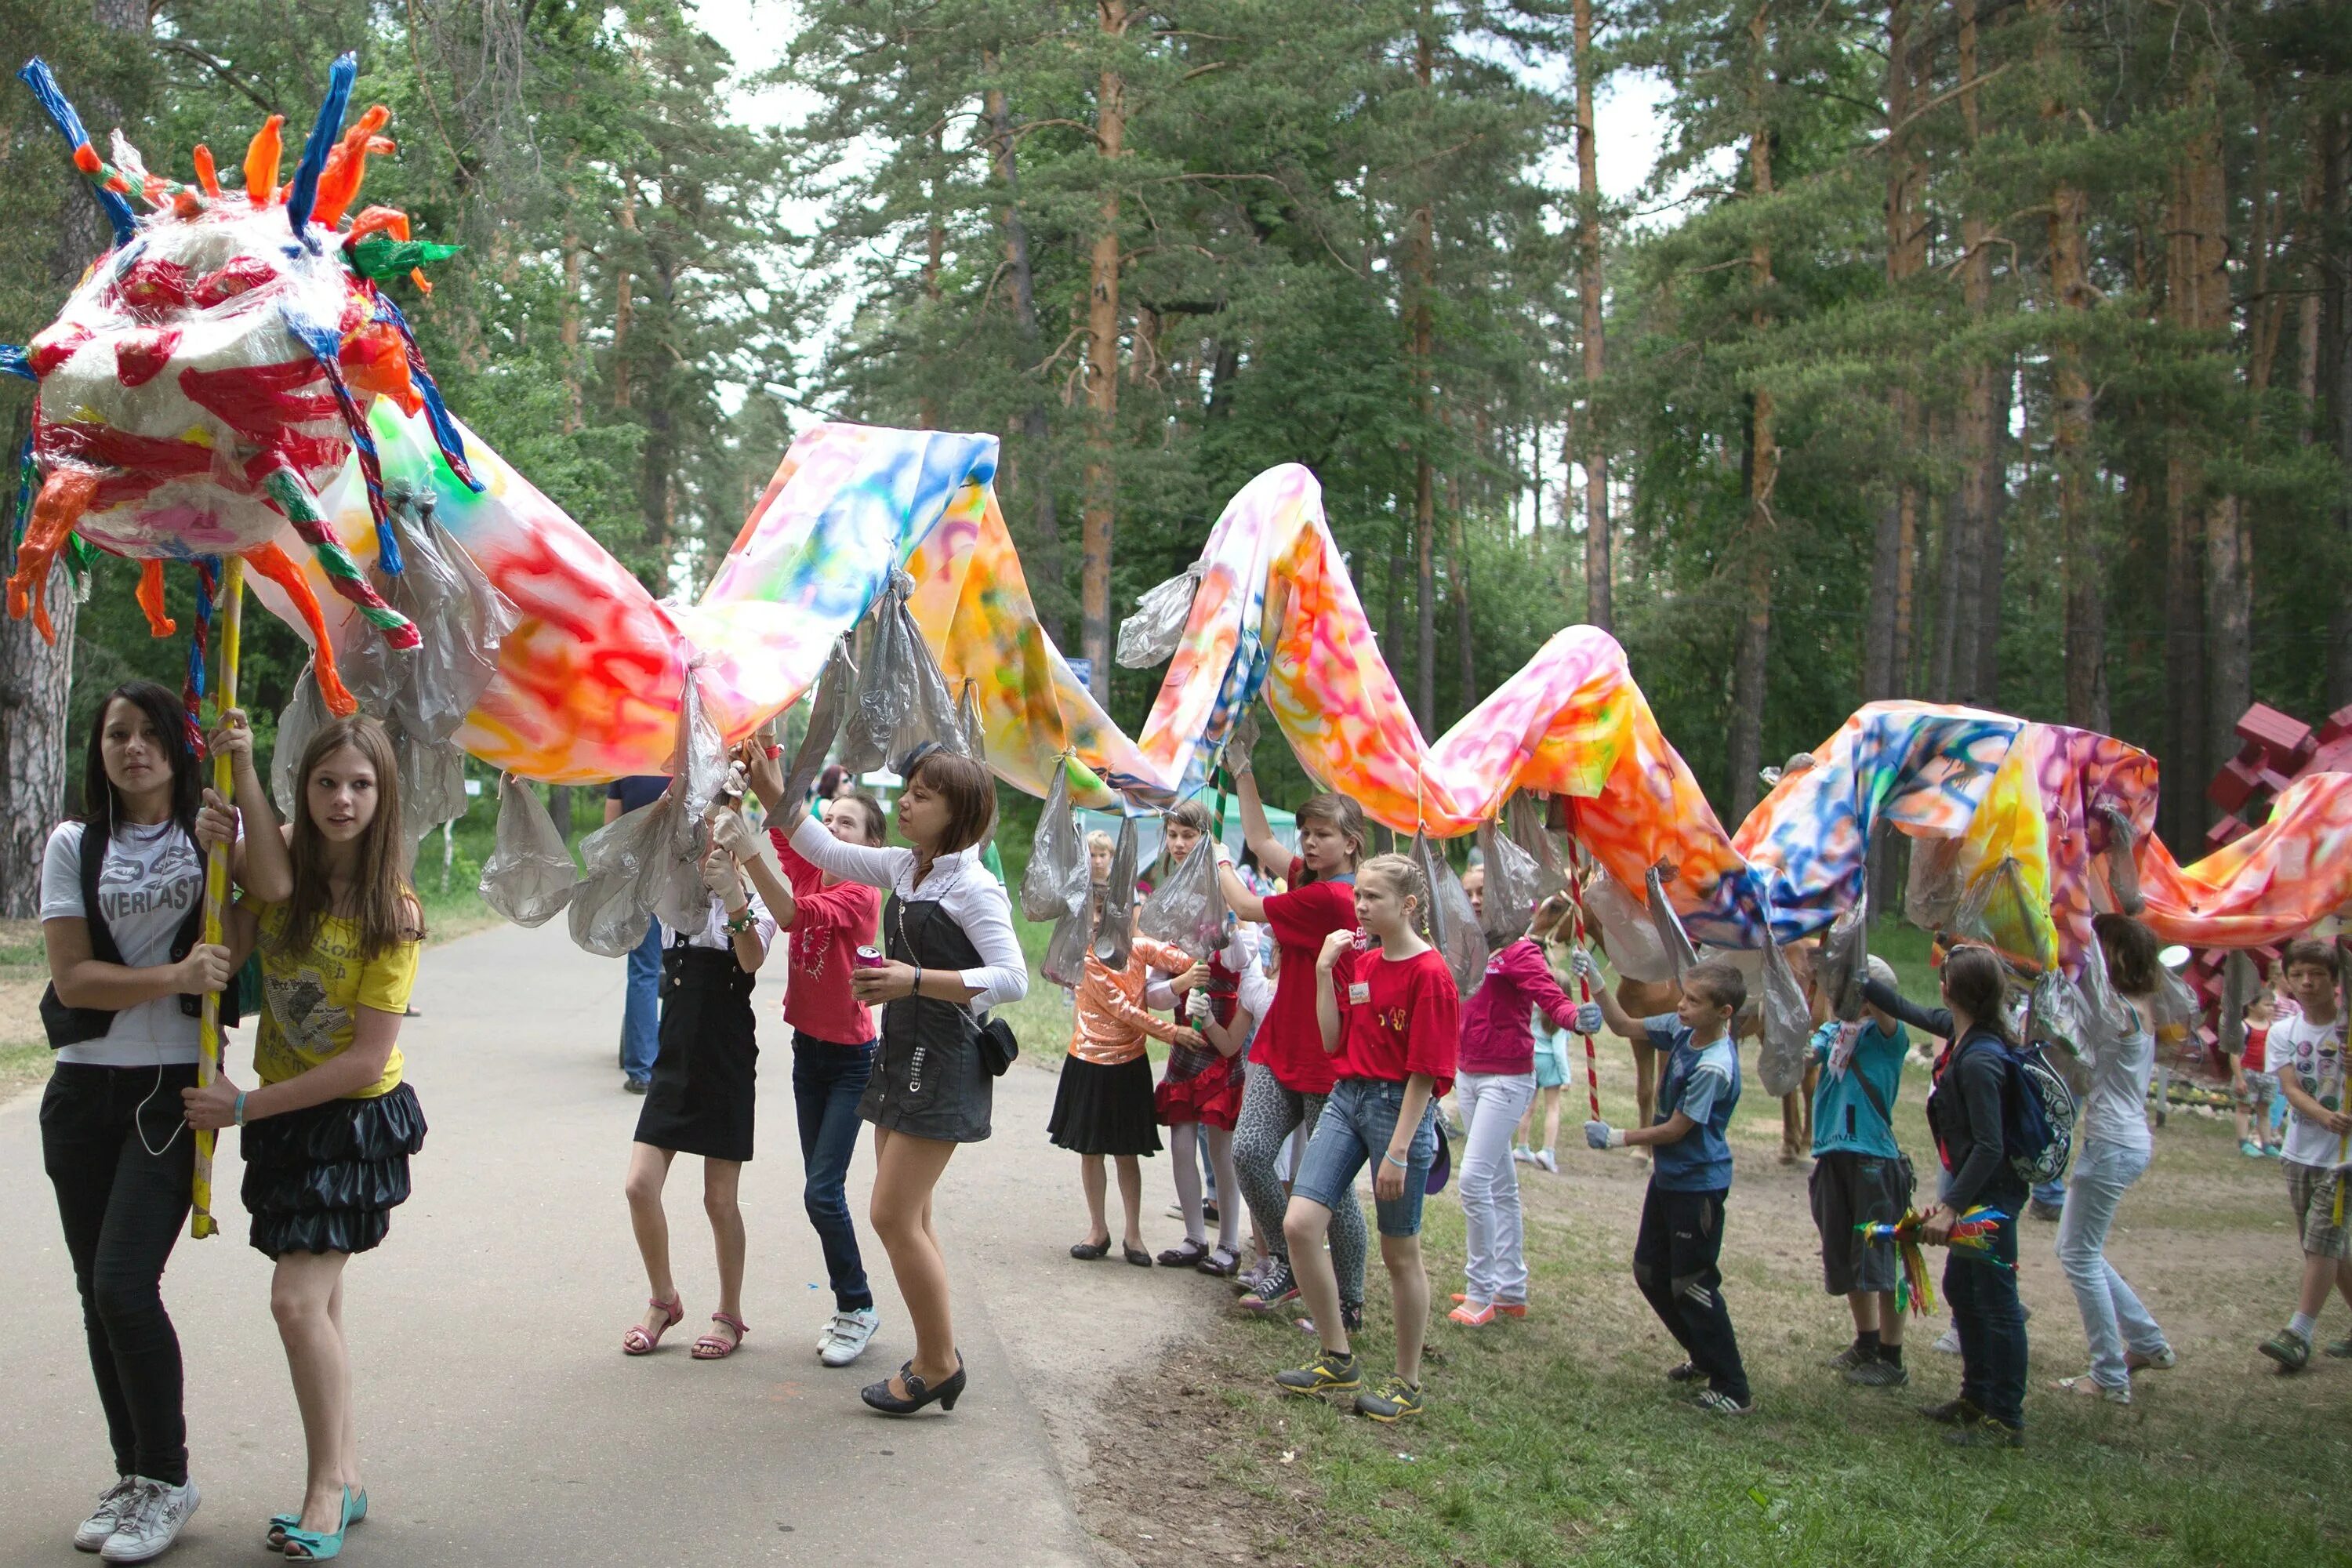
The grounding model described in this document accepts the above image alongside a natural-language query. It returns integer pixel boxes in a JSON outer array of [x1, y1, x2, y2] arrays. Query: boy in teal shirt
[[1808, 955, 1911, 1386]]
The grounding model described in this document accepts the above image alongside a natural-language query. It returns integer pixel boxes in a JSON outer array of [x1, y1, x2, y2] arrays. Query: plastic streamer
[[1116, 562, 1203, 668], [1475, 817, 1541, 947], [1755, 934, 1813, 1097], [1138, 822, 1225, 957], [1817, 894, 1871, 1023], [782, 637, 855, 807], [1094, 811, 1142, 968], [1413, 833, 1489, 1000], [1646, 865, 1700, 982], [1021, 757, 1091, 923]]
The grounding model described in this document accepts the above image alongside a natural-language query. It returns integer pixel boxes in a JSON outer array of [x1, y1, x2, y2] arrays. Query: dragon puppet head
[[3, 52, 477, 715]]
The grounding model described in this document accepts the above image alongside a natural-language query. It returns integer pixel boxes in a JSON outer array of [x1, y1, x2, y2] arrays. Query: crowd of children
[[31, 691, 2352, 1560]]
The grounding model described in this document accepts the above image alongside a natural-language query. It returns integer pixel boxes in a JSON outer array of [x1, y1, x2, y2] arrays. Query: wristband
[[1383, 1151, 1410, 1168], [233, 1091, 248, 1128], [1608, 1127, 1626, 1149], [911, 965, 924, 997]]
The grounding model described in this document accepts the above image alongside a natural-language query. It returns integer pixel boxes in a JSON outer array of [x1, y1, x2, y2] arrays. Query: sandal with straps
[[622, 1294, 685, 1356], [693, 1312, 750, 1359]]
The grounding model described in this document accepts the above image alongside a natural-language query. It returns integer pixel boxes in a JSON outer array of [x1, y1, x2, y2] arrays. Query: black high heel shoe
[[862, 1352, 966, 1414]]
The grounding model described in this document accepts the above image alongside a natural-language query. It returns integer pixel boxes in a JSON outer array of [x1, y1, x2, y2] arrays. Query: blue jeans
[[2032, 1177, 2067, 1210], [1945, 1208, 2027, 1428], [619, 918, 661, 1083], [793, 1033, 875, 1312], [1291, 1077, 1438, 1238], [2055, 1139, 2166, 1389]]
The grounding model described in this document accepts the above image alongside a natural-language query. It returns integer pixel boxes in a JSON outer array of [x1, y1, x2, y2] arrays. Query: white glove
[[699, 849, 742, 900], [1571, 948, 1600, 982], [710, 810, 754, 862], [1186, 989, 1212, 1024]]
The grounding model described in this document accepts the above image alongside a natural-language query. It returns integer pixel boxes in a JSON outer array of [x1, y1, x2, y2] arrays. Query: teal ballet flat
[[267, 1487, 365, 1552], [277, 1487, 353, 1561]]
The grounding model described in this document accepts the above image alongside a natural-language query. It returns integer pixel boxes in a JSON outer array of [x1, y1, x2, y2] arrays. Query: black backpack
[[39, 818, 245, 1049]]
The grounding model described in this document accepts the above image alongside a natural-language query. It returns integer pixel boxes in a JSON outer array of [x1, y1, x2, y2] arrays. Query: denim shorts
[[1291, 1076, 1439, 1237]]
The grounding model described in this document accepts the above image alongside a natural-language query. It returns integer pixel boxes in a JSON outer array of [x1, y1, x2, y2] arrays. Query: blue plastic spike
[[373, 294, 485, 492], [16, 58, 136, 245], [286, 51, 357, 243], [0, 345, 30, 380]]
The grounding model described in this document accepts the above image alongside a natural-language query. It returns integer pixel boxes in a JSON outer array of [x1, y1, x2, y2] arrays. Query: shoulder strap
[[1852, 1058, 1898, 1133]]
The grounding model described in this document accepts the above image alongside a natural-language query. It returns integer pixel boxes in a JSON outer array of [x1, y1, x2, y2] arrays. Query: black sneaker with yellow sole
[[1353, 1375, 1425, 1421], [1274, 1349, 1361, 1396]]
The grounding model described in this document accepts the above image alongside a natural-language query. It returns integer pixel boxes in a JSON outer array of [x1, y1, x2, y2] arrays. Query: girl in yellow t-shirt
[[182, 714, 424, 1562]]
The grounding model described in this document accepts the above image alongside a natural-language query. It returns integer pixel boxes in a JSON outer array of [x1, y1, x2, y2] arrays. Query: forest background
[[2, 0, 2347, 915]]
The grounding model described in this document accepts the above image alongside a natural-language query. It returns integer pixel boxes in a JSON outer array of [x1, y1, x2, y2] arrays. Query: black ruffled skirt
[[240, 1081, 427, 1258], [1047, 1055, 1163, 1158]]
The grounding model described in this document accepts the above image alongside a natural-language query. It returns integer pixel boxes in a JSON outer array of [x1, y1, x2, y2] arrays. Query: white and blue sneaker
[[818, 1308, 881, 1368], [100, 1477, 199, 1565], [74, 1477, 140, 1553]]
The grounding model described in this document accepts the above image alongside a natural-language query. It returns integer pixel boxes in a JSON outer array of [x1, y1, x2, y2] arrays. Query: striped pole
[[190, 557, 245, 1239], [1570, 874, 1602, 1123]]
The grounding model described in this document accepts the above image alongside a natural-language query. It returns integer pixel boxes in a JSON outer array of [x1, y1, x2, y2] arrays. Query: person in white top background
[[2258, 938, 2351, 1372], [2050, 913, 2176, 1404], [38, 679, 286, 1564]]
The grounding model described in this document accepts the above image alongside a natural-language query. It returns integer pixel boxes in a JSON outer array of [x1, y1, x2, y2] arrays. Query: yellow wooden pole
[[191, 556, 244, 1240]]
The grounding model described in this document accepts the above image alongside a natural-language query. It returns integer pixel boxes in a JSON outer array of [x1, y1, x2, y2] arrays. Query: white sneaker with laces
[[100, 1477, 198, 1565], [1933, 1326, 1962, 1356], [1534, 1148, 1559, 1174], [818, 1307, 880, 1368], [74, 1476, 140, 1553]]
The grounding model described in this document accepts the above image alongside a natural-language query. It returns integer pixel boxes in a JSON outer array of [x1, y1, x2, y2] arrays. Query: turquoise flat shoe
[[267, 1487, 365, 1551], [278, 1487, 353, 1561]]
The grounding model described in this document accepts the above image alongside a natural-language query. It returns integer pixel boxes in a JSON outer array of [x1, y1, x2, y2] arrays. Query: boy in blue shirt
[[1808, 956, 1912, 1387], [1581, 956, 1754, 1414]]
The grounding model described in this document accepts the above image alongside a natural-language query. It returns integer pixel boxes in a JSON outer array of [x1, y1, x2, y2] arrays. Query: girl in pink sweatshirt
[[1450, 889, 1598, 1323]]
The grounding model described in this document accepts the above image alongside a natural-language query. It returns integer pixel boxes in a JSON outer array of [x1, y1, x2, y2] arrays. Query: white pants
[[1457, 1070, 1537, 1305]]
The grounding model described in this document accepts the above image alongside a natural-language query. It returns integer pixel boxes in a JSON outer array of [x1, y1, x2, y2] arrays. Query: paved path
[[4, 920, 1221, 1566]]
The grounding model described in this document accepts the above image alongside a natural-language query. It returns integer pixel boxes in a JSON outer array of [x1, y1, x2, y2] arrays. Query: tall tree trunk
[[2035, 0, 2103, 729], [1573, 0, 1611, 631], [1080, 1, 1132, 702], [1973, 358, 2009, 703], [1410, 9, 1439, 738], [920, 126, 946, 431], [2205, 94, 2258, 811], [2161, 76, 2224, 843], [2, 0, 145, 913], [1948, 0, 1997, 703], [1451, 517, 1476, 711], [2328, 111, 2352, 708], [986, 67, 1063, 646], [1867, 0, 1925, 703], [1728, 2, 1777, 822], [612, 175, 637, 412]]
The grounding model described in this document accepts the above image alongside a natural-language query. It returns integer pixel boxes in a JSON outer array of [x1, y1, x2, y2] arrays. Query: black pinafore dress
[[633, 933, 760, 1161], [858, 892, 993, 1143]]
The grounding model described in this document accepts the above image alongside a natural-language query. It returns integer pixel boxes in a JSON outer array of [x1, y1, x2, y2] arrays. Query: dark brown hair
[[906, 749, 995, 856], [2281, 938, 2340, 980], [1166, 798, 1216, 837], [277, 715, 421, 964], [829, 792, 887, 845], [1939, 945, 2014, 1043], [1292, 791, 1367, 884], [2092, 912, 2163, 996], [81, 681, 201, 839], [1683, 959, 1747, 1014]]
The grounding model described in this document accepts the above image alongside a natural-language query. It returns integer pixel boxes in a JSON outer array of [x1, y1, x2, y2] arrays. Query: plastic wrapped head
[[4, 54, 471, 702]]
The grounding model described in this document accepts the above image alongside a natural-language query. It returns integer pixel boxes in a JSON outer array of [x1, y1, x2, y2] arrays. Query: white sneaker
[[1511, 1146, 1534, 1164], [74, 1476, 140, 1552], [100, 1477, 198, 1564], [818, 1307, 880, 1367], [1534, 1149, 1559, 1174], [1933, 1326, 1962, 1356]]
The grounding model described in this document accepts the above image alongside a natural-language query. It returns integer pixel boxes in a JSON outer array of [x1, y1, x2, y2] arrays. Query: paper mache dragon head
[[3, 52, 478, 715]]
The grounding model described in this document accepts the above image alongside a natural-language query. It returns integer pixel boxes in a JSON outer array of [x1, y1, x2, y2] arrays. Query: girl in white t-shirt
[[38, 679, 287, 1563]]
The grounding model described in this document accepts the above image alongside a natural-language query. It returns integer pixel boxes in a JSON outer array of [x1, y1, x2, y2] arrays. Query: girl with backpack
[[1864, 946, 2033, 1446]]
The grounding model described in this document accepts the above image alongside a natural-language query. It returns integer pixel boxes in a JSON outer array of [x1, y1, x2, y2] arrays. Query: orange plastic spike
[[345, 205, 411, 245], [243, 114, 284, 206], [311, 105, 390, 229], [192, 143, 223, 198], [136, 559, 178, 637], [242, 542, 358, 716], [5, 468, 100, 644]]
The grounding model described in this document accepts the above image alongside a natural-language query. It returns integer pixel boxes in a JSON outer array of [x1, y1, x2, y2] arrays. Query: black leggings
[[41, 1062, 196, 1486]]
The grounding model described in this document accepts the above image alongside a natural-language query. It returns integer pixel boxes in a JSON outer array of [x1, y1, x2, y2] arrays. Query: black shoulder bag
[[39, 819, 244, 1050]]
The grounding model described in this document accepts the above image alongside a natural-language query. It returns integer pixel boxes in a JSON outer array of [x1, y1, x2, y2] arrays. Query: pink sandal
[[693, 1312, 750, 1359], [622, 1294, 684, 1356]]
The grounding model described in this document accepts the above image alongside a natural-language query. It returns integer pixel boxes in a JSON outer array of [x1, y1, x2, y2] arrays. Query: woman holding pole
[[38, 681, 282, 1563]]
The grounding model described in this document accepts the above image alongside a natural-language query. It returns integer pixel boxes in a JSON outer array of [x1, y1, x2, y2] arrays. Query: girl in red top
[[1215, 757, 1370, 1321], [725, 751, 891, 1368], [1274, 853, 1460, 1422]]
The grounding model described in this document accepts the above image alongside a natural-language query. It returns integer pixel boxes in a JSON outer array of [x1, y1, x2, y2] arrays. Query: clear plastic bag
[[1475, 819, 1541, 947], [478, 773, 577, 927], [1220, 702, 1262, 778], [1093, 812, 1142, 967], [1904, 834, 1966, 933], [782, 636, 855, 807], [673, 663, 728, 825], [1043, 902, 1093, 990], [1139, 829, 1225, 957], [1506, 791, 1567, 901], [1584, 873, 1671, 983], [375, 492, 519, 744], [271, 664, 331, 818], [1021, 757, 1092, 922], [1954, 855, 2049, 975], [2024, 967, 2086, 1065], [956, 677, 989, 764], [1646, 864, 1700, 982], [1116, 562, 1203, 669], [1755, 935, 1813, 1097], [840, 571, 971, 775], [1817, 894, 1871, 1023], [394, 731, 469, 864], [1413, 834, 1490, 1000], [569, 793, 675, 958]]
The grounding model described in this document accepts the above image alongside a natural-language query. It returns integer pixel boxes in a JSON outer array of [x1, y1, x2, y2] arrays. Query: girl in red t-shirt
[[1214, 754, 1371, 1322], [1276, 852, 1460, 1422]]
